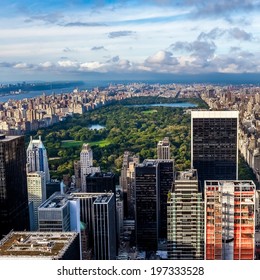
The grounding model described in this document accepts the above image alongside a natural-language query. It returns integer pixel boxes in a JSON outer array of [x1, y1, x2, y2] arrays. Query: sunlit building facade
[[205, 180, 255, 260]]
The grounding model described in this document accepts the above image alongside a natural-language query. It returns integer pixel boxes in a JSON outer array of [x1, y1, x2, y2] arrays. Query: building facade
[[135, 159, 174, 251], [167, 169, 204, 259], [205, 180, 255, 260], [80, 143, 100, 191], [191, 111, 238, 192], [93, 193, 116, 260], [157, 137, 171, 160], [0, 134, 29, 238], [27, 171, 46, 230], [27, 136, 50, 183]]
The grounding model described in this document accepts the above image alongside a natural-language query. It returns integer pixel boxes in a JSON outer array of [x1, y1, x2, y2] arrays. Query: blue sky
[[1, 0, 260, 82]]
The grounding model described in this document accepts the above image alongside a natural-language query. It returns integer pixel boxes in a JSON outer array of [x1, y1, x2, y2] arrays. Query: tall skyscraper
[[119, 151, 139, 219], [205, 180, 255, 260], [27, 136, 50, 183], [0, 134, 29, 238], [167, 169, 204, 260], [93, 193, 116, 260], [157, 137, 171, 159], [191, 110, 238, 192], [27, 171, 46, 230], [135, 159, 174, 251], [80, 143, 100, 191]]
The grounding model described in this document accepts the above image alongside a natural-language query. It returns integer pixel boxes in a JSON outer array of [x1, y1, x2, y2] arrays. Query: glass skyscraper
[[0, 134, 29, 238], [191, 111, 238, 192]]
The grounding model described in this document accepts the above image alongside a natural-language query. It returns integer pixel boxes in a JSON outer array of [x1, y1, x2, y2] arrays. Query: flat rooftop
[[39, 192, 69, 209], [176, 169, 198, 181], [93, 193, 114, 204], [0, 231, 78, 259]]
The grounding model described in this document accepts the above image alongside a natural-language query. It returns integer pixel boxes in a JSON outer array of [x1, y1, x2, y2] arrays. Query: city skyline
[[1, 1, 260, 82]]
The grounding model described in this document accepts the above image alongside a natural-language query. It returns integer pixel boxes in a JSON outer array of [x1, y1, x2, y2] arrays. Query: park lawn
[[89, 139, 111, 147], [61, 140, 83, 148], [142, 109, 158, 114], [61, 139, 111, 148]]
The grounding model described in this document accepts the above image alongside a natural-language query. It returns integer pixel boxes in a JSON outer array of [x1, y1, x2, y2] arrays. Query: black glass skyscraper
[[191, 111, 238, 193], [0, 135, 29, 238], [135, 159, 174, 251]]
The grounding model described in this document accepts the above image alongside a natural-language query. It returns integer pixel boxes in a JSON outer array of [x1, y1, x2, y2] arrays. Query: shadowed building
[[0, 134, 29, 238]]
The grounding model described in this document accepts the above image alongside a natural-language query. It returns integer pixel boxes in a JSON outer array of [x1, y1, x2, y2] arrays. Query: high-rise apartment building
[[157, 137, 171, 159], [80, 143, 100, 191], [27, 171, 46, 230], [93, 193, 116, 260], [0, 134, 29, 238], [27, 136, 50, 183], [191, 111, 238, 192], [167, 169, 204, 260], [135, 159, 174, 251], [205, 180, 255, 260]]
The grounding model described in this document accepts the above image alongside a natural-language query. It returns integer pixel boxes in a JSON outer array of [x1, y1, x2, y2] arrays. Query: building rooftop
[[39, 192, 70, 209], [93, 193, 114, 204], [0, 231, 78, 259], [86, 172, 115, 178], [176, 169, 198, 181]]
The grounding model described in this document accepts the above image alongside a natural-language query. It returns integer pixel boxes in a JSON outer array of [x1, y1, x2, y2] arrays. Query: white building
[[27, 136, 50, 183], [80, 143, 100, 191], [27, 171, 46, 231]]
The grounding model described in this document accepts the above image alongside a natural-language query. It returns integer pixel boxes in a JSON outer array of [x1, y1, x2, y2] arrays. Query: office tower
[[38, 192, 80, 232], [0, 231, 80, 260], [205, 180, 255, 260], [167, 169, 204, 260], [0, 134, 29, 238], [86, 172, 116, 194], [27, 171, 46, 230], [80, 143, 100, 191], [135, 159, 174, 251], [157, 137, 171, 159], [93, 193, 116, 260], [119, 151, 139, 219], [27, 136, 50, 183], [71, 192, 108, 259], [191, 111, 238, 192]]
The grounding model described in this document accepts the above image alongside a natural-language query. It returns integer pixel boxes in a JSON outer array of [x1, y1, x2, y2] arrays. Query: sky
[[1, 0, 260, 82]]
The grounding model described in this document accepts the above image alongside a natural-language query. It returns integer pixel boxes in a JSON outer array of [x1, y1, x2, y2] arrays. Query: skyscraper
[[167, 169, 204, 260], [27, 136, 50, 183], [93, 193, 116, 260], [27, 171, 46, 230], [205, 180, 255, 260], [0, 134, 29, 238], [191, 110, 238, 192], [135, 159, 174, 251], [80, 143, 100, 191], [157, 137, 171, 159], [119, 151, 139, 219]]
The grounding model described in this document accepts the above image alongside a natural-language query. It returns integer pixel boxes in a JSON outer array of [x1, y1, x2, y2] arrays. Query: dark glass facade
[[86, 172, 116, 194], [0, 135, 29, 238], [135, 160, 174, 251], [192, 114, 238, 192], [135, 162, 158, 251]]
